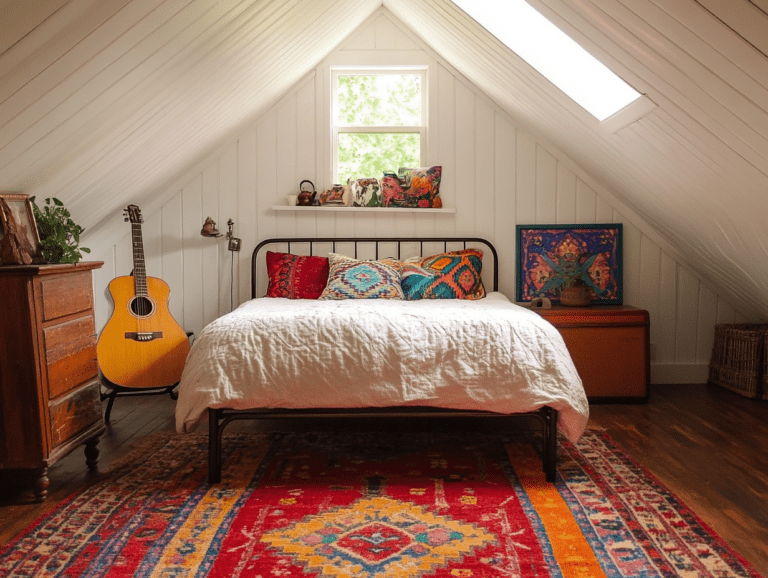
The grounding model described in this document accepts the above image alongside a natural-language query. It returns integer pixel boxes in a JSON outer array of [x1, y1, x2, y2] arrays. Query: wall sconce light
[[201, 217, 241, 252], [226, 219, 241, 252], [200, 217, 241, 311]]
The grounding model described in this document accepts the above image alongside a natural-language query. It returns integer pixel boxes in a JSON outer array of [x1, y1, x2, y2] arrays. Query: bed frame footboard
[[207, 406, 559, 484]]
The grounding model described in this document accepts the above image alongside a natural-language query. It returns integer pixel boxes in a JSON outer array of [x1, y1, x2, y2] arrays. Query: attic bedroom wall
[[91, 9, 752, 385]]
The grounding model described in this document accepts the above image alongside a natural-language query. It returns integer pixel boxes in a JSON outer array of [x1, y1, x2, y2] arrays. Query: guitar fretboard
[[131, 222, 148, 297]]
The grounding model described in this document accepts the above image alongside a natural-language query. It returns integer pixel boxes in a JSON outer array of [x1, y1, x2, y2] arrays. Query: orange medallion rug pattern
[[0, 431, 763, 578]]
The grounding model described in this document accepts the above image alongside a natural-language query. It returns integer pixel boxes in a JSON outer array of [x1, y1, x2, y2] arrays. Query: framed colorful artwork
[[516, 223, 623, 305], [0, 193, 44, 264]]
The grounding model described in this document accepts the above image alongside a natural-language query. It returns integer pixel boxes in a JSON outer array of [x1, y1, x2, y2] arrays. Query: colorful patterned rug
[[0, 430, 763, 577]]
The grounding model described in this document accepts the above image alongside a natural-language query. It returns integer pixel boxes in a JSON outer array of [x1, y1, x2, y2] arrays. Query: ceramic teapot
[[297, 180, 316, 206]]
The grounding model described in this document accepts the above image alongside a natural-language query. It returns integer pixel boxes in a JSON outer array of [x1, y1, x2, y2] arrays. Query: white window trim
[[330, 67, 428, 185], [600, 94, 657, 134]]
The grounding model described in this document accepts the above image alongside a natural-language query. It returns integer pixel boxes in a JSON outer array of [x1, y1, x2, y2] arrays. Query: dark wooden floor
[[1, 384, 767, 575]]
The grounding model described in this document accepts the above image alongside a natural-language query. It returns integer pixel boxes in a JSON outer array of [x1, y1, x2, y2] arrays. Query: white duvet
[[175, 292, 589, 442]]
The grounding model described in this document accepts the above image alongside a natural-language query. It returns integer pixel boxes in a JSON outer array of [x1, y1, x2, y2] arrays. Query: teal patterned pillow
[[401, 249, 485, 300], [319, 253, 404, 300]]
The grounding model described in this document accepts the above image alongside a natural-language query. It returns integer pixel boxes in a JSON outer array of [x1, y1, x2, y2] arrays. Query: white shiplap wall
[[91, 9, 754, 385]]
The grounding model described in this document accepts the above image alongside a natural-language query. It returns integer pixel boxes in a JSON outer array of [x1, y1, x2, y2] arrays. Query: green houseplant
[[550, 253, 596, 306], [31, 197, 91, 263], [553, 255, 589, 286]]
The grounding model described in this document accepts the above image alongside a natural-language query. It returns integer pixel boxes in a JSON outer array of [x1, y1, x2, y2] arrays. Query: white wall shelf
[[272, 206, 455, 213]]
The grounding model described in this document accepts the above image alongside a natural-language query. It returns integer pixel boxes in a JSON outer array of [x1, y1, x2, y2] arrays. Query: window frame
[[450, 0, 644, 122], [330, 67, 428, 185]]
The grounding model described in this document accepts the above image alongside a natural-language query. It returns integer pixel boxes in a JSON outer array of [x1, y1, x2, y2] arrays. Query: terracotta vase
[[559, 282, 592, 307]]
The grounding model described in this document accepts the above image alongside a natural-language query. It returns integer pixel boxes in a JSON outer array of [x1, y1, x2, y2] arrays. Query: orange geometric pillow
[[401, 249, 485, 300]]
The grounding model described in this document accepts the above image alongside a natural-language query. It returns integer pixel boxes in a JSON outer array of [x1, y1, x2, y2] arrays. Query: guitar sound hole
[[130, 296, 155, 317]]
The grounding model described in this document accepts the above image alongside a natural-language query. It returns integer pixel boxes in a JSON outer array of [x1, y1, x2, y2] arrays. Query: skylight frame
[[451, 0, 642, 122]]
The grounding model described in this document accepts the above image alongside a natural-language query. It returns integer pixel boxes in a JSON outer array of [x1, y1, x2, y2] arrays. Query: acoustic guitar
[[97, 205, 190, 389]]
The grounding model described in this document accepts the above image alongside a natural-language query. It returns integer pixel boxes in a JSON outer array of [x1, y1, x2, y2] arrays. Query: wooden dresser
[[0, 262, 105, 501], [535, 305, 650, 402]]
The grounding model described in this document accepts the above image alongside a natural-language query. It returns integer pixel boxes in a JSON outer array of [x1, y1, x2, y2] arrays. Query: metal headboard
[[252, 237, 499, 299]]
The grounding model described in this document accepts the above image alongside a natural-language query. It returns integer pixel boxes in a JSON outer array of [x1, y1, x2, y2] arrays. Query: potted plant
[[552, 253, 595, 306], [31, 197, 91, 263]]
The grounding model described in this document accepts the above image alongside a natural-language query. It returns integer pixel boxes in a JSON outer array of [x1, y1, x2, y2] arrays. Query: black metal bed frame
[[207, 237, 559, 483]]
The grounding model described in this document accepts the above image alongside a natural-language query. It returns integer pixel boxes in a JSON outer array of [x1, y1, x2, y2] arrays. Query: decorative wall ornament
[[200, 217, 221, 237], [0, 193, 43, 265], [516, 223, 623, 305]]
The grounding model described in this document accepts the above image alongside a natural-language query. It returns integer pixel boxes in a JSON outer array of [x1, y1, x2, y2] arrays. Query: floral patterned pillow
[[266, 252, 329, 299], [349, 178, 382, 207], [319, 253, 403, 300], [318, 184, 349, 205], [381, 166, 442, 208]]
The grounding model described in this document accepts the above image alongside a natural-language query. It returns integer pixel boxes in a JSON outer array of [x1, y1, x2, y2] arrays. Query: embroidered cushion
[[266, 251, 330, 299], [318, 184, 349, 205], [319, 253, 404, 300], [401, 249, 485, 300], [398, 165, 442, 208], [349, 178, 381, 207], [381, 166, 442, 208], [377, 257, 405, 273]]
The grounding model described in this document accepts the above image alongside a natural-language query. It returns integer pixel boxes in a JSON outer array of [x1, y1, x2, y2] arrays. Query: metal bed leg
[[544, 408, 558, 482], [208, 408, 222, 484]]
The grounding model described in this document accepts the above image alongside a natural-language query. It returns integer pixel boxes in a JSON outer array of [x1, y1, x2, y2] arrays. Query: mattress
[[175, 292, 589, 441]]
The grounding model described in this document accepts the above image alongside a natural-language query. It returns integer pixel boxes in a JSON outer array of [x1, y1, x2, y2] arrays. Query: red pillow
[[266, 251, 330, 299]]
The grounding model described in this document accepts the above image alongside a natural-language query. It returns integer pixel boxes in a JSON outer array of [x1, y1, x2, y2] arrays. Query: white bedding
[[175, 292, 589, 442]]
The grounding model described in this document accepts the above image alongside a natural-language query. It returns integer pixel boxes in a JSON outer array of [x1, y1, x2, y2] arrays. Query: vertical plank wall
[[91, 11, 752, 384]]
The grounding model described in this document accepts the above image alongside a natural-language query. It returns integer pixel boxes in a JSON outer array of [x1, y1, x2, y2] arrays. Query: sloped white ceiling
[[1, 0, 767, 318], [0, 0, 380, 232]]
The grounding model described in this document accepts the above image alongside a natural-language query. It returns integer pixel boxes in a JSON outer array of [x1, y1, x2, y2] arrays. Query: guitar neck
[[131, 221, 148, 296]]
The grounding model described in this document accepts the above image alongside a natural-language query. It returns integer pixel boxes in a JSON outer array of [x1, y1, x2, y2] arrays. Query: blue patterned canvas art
[[516, 224, 623, 304]]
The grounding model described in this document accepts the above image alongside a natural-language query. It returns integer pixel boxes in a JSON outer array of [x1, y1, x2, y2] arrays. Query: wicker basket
[[708, 324, 768, 398], [764, 337, 768, 401]]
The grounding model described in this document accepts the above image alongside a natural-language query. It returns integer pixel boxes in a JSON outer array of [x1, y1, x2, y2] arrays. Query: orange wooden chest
[[535, 305, 650, 402]]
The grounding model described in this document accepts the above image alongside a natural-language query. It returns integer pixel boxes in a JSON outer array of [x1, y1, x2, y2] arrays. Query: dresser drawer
[[0, 262, 104, 499], [40, 271, 93, 322], [49, 381, 103, 449], [44, 315, 98, 399]]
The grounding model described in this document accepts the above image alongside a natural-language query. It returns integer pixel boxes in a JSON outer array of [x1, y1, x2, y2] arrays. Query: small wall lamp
[[200, 217, 241, 311], [225, 219, 241, 252], [200, 217, 240, 252]]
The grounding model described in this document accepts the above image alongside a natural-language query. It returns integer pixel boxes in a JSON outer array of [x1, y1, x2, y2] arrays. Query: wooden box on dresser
[[0, 261, 105, 501], [534, 305, 650, 403]]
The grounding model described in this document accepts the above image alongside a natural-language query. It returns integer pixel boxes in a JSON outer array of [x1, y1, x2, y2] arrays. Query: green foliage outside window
[[336, 74, 422, 184], [338, 134, 420, 185]]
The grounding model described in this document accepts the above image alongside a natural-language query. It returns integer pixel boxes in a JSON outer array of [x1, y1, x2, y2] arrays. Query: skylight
[[451, 0, 641, 121]]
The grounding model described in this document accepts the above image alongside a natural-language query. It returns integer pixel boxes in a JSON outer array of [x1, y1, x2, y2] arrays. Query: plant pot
[[559, 283, 592, 307]]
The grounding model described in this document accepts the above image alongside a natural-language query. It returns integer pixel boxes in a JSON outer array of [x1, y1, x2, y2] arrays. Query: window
[[332, 68, 426, 185], [451, 0, 641, 121]]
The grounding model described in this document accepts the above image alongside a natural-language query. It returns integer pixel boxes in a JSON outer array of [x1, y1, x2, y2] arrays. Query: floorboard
[[0, 383, 766, 575], [589, 384, 768, 574]]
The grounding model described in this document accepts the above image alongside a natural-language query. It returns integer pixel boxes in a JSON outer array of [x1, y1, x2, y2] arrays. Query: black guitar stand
[[99, 331, 194, 423]]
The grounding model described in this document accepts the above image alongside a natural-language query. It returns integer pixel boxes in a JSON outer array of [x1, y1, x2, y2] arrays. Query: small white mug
[[287, 194, 298, 206]]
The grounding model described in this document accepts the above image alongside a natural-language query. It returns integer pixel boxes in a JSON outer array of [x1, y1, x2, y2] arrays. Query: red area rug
[[0, 430, 762, 577]]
